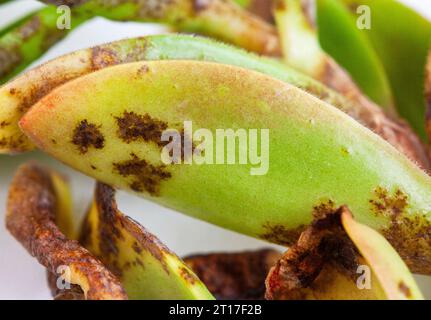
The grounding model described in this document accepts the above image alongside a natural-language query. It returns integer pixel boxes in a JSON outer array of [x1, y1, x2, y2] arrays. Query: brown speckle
[[398, 281, 412, 298], [115, 111, 168, 146], [179, 267, 198, 285], [381, 213, 431, 274], [260, 223, 306, 246], [0, 134, 27, 152], [371, 187, 431, 274], [123, 215, 172, 273], [312, 199, 336, 219], [0, 121, 10, 128], [137, 64, 150, 75], [91, 47, 119, 70], [113, 153, 171, 196], [132, 241, 142, 254], [369, 187, 408, 218], [72, 120, 105, 154]]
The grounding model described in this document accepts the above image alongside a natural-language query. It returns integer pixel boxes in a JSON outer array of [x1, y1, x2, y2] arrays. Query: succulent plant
[[1, 0, 431, 300]]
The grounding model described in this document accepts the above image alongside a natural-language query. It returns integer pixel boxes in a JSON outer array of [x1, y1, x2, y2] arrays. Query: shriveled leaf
[[6, 163, 127, 300], [266, 206, 423, 300]]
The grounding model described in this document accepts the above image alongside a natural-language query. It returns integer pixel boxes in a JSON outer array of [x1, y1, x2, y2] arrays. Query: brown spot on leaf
[[137, 64, 150, 75], [260, 187, 336, 247], [0, 121, 10, 128], [260, 223, 306, 246], [72, 120, 105, 154], [113, 153, 171, 196], [398, 281, 412, 298], [369, 187, 408, 218], [312, 199, 336, 219], [115, 111, 168, 146], [132, 241, 142, 254], [368, 187, 431, 274], [0, 134, 27, 152], [91, 47, 119, 70], [14, 77, 71, 114], [178, 267, 198, 285], [381, 213, 431, 274], [123, 215, 172, 273], [85, 183, 174, 275]]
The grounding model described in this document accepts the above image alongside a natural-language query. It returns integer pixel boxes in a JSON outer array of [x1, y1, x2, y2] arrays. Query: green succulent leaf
[[342, 0, 431, 140]]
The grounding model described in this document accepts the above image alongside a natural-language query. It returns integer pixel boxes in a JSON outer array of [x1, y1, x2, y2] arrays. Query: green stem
[[0, 5, 89, 83], [42, 0, 280, 55]]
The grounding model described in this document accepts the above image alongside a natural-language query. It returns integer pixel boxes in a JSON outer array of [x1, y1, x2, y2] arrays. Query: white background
[[0, 0, 431, 299]]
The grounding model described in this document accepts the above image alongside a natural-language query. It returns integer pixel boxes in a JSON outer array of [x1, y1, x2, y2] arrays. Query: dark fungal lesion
[[178, 266, 198, 285], [260, 223, 306, 246], [91, 46, 120, 70], [113, 153, 171, 196], [86, 183, 174, 274], [380, 212, 431, 274], [115, 111, 168, 146], [0, 134, 27, 152], [369, 186, 408, 218], [0, 121, 10, 128], [260, 200, 336, 246], [71, 120, 105, 154], [368, 186, 431, 274], [398, 281, 412, 298]]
